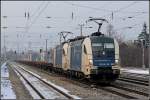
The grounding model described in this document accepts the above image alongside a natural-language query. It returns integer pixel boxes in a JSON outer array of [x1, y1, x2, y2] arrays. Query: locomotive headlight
[[89, 59, 92, 65], [115, 59, 119, 64], [102, 51, 105, 55]]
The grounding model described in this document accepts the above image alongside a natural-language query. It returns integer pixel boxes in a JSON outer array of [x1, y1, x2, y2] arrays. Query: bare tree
[[106, 24, 125, 44]]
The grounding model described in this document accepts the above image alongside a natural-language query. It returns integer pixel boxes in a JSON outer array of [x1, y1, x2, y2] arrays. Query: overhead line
[[101, 1, 139, 19], [113, 12, 149, 21], [26, 1, 50, 33], [64, 2, 112, 12], [30, 1, 46, 17], [115, 22, 144, 31], [113, 1, 138, 13], [24, 1, 45, 33]]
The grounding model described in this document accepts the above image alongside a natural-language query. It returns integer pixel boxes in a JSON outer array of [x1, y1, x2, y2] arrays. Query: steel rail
[[118, 77, 149, 86], [12, 64, 76, 99]]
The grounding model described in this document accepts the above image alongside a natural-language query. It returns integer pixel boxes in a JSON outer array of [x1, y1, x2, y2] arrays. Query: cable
[[101, 1, 139, 18], [64, 2, 112, 12], [30, 1, 46, 17], [24, 1, 46, 32], [113, 1, 138, 13], [26, 1, 50, 33], [114, 22, 144, 31], [114, 12, 149, 21]]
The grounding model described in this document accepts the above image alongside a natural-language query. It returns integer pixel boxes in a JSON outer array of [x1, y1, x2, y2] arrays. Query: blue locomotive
[[52, 18, 120, 83]]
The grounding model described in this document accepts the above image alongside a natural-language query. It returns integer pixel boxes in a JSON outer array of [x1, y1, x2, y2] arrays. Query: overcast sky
[[1, 1, 149, 52]]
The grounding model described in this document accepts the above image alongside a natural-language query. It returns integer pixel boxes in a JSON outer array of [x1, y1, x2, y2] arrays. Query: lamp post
[[78, 24, 84, 36], [1, 26, 8, 61], [140, 39, 146, 69], [148, 33, 150, 100], [45, 39, 48, 62], [76, 24, 92, 36]]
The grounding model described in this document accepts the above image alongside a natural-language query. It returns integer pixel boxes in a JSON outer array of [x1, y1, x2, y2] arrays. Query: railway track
[[121, 72, 149, 81], [67, 77, 149, 99], [11, 63, 79, 99], [118, 77, 148, 86], [110, 82, 148, 97], [121, 72, 149, 77], [13, 62, 149, 99]]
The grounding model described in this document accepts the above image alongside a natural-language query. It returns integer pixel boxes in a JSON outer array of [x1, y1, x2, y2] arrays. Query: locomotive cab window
[[92, 43, 103, 58], [104, 43, 114, 49]]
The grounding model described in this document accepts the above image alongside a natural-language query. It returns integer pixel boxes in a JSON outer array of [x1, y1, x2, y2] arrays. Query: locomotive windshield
[[90, 36, 115, 66], [104, 43, 114, 49], [92, 43, 114, 58], [92, 43, 104, 58]]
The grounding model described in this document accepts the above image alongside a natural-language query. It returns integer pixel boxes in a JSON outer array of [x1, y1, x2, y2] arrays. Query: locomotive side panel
[[112, 39, 120, 74], [55, 45, 63, 68], [70, 40, 83, 71], [50, 48, 55, 65], [81, 37, 93, 76], [62, 43, 69, 71]]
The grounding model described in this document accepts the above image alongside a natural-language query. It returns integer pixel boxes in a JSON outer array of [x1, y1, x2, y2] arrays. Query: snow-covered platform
[[1, 62, 16, 99], [121, 67, 149, 75]]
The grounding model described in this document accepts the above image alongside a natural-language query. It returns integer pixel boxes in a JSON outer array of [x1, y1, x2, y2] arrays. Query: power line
[[26, 1, 50, 33], [65, 1, 142, 18], [64, 1, 144, 23], [64, 2, 112, 12], [30, 1, 46, 17], [113, 1, 138, 13], [101, 1, 139, 18], [114, 12, 149, 21], [24, 2, 46, 33], [115, 22, 144, 31]]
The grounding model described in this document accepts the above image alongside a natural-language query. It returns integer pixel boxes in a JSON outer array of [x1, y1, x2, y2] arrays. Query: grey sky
[[1, 1, 149, 52]]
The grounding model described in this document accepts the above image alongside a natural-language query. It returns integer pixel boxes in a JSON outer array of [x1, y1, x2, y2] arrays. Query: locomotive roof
[[90, 35, 114, 43], [67, 32, 105, 42], [68, 36, 87, 42], [55, 31, 114, 48]]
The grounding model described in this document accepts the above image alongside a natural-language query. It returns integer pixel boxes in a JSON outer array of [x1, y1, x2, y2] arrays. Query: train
[[18, 18, 120, 83], [51, 31, 120, 83]]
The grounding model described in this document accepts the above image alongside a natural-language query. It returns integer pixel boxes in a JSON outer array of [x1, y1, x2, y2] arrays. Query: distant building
[[134, 22, 149, 48]]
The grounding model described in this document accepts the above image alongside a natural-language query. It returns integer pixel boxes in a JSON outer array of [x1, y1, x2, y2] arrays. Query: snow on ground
[[1, 80, 16, 99], [14, 69, 41, 99], [16, 64, 81, 99], [1, 62, 9, 78], [121, 67, 149, 75], [1, 62, 16, 99], [43, 79, 81, 99]]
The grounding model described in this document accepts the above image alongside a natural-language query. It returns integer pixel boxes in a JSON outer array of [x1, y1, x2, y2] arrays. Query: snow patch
[[121, 67, 149, 75], [1, 80, 16, 99], [1, 62, 16, 99], [43, 79, 81, 99], [14, 69, 41, 99], [1, 62, 9, 78], [17, 64, 41, 78]]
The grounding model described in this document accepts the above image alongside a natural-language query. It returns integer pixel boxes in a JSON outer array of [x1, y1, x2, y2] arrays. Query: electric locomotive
[[53, 18, 120, 83], [66, 32, 120, 82]]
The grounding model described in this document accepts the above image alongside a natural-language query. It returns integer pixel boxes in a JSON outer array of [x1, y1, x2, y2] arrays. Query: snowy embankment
[[121, 67, 149, 75], [1, 62, 16, 99]]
